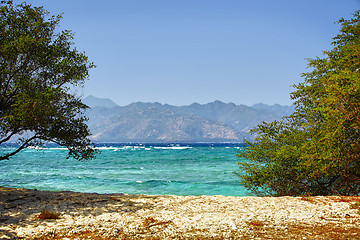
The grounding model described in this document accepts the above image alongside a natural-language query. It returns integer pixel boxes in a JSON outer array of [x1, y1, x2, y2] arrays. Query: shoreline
[[1, 186, 360, 239]]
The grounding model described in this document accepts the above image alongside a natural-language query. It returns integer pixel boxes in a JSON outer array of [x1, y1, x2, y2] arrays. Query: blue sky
[[16, 0, 360, 106]]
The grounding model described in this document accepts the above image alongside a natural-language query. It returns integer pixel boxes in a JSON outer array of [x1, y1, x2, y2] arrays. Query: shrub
[[37, 209, 60, 220]]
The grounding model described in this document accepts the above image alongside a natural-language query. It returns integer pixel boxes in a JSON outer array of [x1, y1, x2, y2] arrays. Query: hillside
[[83, 96, 294, 143]]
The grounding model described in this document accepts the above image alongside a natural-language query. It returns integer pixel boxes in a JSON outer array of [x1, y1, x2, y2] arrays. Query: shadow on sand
[[0, 186, 160, 239]]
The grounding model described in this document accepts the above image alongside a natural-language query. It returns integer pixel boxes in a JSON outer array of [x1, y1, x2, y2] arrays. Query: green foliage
[[0, 1, 97, 160], [350, 202, 360, 210], [237, 11, 360, 196]]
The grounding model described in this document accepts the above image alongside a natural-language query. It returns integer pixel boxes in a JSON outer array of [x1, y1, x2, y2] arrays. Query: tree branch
[[0, 130, 19, 144], [0, 135, 37, 161]]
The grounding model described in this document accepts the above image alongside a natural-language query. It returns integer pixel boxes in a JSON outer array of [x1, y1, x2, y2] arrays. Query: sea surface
[[0, 143, 251, 196]]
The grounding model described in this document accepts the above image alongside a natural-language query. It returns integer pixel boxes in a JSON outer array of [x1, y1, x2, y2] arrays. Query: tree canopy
[[0, 1, 96, 160], [237, 11, 360, 196]]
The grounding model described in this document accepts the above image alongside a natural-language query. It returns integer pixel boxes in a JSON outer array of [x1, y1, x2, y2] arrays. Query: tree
[[237, 11, 360, 196], [0, 1, 97, 161]]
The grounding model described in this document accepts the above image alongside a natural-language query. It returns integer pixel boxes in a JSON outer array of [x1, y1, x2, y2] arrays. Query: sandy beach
[[1, 186, 360, 239]]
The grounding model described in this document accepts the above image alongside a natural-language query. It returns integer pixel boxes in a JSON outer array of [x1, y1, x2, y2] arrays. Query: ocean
[[0, 143, 251, 196]]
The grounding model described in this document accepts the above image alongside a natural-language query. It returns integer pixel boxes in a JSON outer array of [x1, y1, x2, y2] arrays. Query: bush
[[37, 209, 60, 220]]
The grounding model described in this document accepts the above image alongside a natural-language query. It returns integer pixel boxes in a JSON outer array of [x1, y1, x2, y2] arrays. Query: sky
[[13, 0, 360, 106]]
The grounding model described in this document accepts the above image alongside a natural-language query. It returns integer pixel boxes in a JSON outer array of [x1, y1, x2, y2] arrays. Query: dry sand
[[1, 186, 360, 239]]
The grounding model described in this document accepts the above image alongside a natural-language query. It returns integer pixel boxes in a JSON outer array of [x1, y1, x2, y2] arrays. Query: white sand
[[1, 187, 360, 239]]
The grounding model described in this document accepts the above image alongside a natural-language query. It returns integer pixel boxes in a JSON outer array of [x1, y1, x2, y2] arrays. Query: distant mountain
[[176, 101, 272, 132], [84, 98, 295, 143], [252, 103, 295, 117], [83, 95, 118, 108]]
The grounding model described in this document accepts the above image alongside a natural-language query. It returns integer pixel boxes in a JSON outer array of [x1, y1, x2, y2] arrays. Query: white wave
[[95, 147, 118, 150], [153, 146, 192, 150], [26, 146, 46, 150], [26, 146, 69, 151], [95, 146, 133, 151], [28, 145, 194, 151]]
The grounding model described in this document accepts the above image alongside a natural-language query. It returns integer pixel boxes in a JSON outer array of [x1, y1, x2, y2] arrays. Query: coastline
[[1, 186, 360, 239]]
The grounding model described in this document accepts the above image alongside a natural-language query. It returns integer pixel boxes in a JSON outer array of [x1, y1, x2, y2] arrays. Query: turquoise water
[[0, 144, 250, 196]]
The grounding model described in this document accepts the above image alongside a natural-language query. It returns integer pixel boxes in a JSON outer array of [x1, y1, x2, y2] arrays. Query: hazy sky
[[15, 0, 360, 106]]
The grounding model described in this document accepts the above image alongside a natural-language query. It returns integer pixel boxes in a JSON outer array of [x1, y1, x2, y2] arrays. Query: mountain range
[[83, 96, 295, 143]]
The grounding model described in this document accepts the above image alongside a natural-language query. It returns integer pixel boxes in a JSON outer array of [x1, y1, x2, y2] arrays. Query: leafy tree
[[237, 11, 360, 196], [0, 1, 96, 161]]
